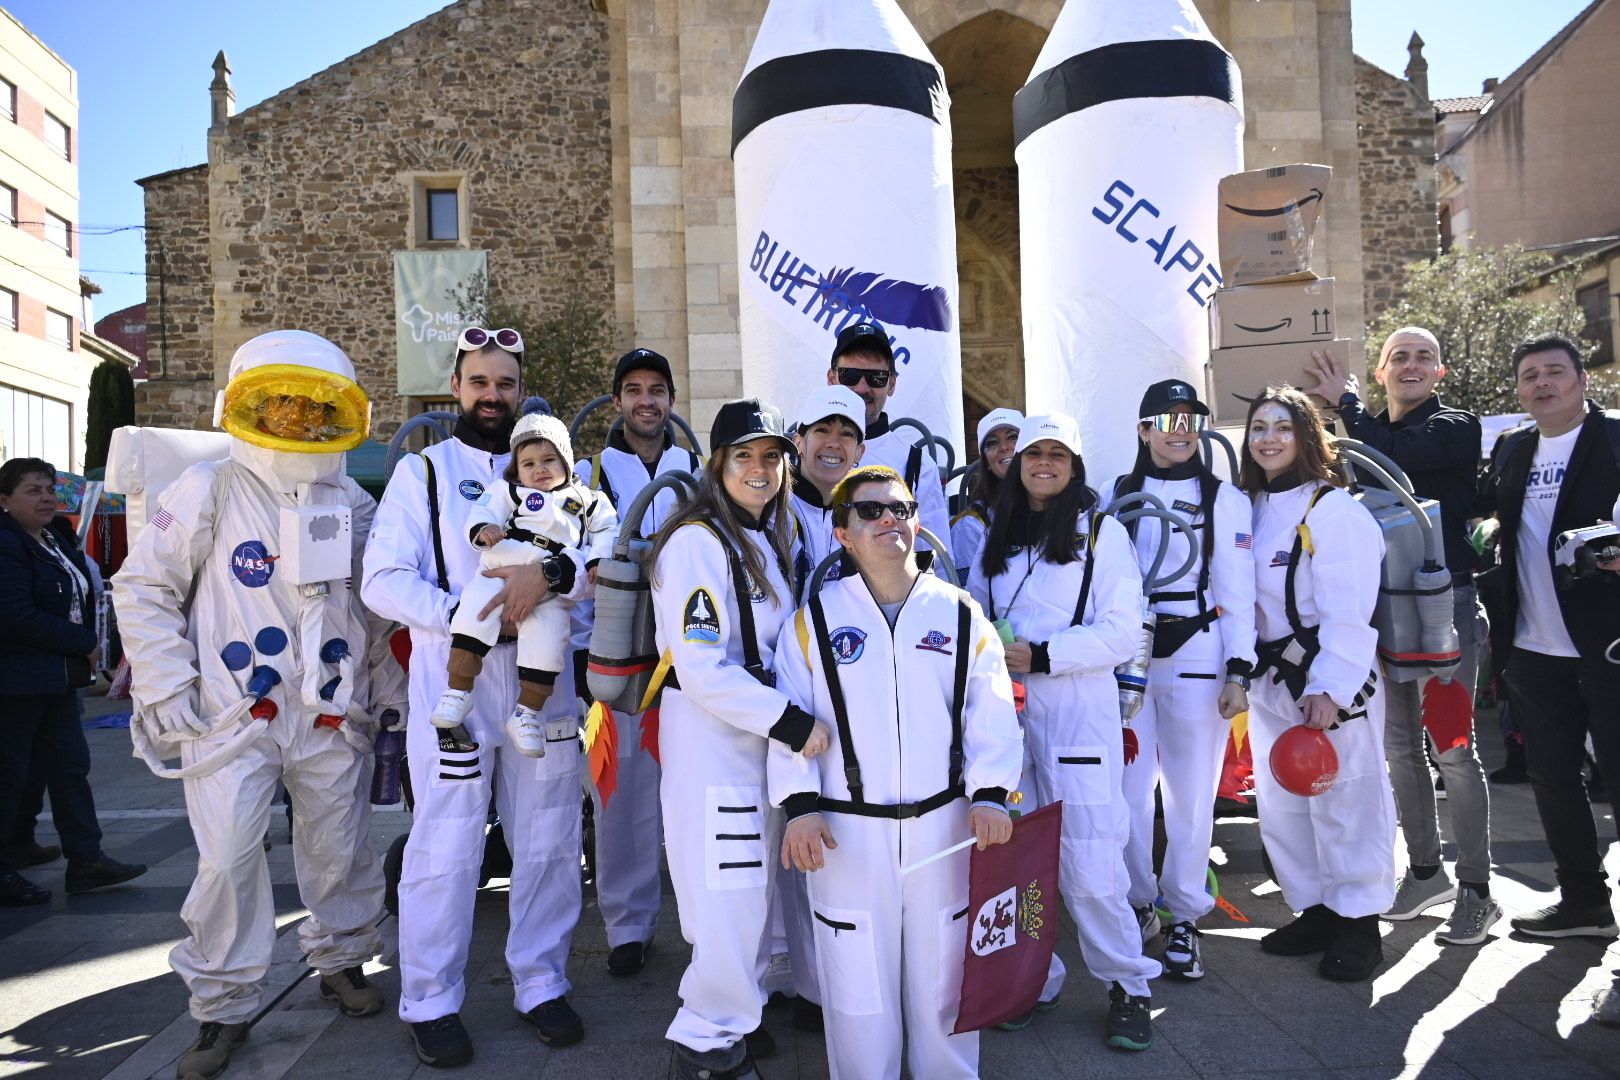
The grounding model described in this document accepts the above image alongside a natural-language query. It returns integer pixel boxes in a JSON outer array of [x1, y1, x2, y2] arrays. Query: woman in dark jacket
[[0, 457, 145, 905]]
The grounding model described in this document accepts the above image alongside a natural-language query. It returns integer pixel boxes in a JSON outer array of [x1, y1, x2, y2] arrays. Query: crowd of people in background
[[2, 319, 1618, 1080]]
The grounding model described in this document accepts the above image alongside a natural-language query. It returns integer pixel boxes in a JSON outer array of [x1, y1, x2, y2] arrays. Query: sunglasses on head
[[839, 499, 918, 521], [834, 366, 892, 389], [1140, 412, 1208, 434], [458, 327, 524, 354]]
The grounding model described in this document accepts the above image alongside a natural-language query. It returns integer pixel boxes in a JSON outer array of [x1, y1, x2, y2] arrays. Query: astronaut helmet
[[213, 330, 371, 454]]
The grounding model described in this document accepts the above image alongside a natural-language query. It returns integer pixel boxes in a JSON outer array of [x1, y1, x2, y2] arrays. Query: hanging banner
[[393, 249, 487, 396], [732, 0, 964, 460], [1014, 0, 1244, 482]]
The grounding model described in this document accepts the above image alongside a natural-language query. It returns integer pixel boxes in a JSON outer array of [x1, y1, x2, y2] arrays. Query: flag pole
[[899, 836, 976, 877]]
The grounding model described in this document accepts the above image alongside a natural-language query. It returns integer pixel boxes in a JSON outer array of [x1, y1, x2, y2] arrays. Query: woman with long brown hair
[[1239, 386, 1395, 982], [647, 398, 828, 1080]]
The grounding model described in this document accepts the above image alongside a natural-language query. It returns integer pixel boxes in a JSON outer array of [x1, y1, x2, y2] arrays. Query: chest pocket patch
[[683, 588, 722, 644], [1172, 499, 1203, 519]]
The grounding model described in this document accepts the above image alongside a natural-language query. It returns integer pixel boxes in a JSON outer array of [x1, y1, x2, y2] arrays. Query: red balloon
[[1269, 725, 1339, 797]]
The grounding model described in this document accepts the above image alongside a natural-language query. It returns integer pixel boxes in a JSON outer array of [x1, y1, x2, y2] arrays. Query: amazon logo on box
[[1209, 277, 1337, 349], [1216, 164, 1332, 287]]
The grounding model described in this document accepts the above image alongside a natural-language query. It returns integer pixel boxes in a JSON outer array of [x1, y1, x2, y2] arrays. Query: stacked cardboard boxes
[[1206, 164, 1361, 427]]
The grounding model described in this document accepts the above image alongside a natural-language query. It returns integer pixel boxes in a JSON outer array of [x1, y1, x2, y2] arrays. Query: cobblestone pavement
[[2, 697, 1618, 1079]]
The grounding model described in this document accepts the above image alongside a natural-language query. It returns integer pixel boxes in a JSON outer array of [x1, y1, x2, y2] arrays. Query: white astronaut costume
[[861, 415, 949, 552], [1248, 481, 1396, 918], [967, 511, 1163, 1000], [1098, 470, 1256, 925], [112, 331, 392, 1024], [951, 409, 1023, 584], [573, 431, 698, 952], [454, 471, 614, 678], [770, 572, 1023, 1080], [652, 514, 803, 1058], [361, 424, 588, 1023]]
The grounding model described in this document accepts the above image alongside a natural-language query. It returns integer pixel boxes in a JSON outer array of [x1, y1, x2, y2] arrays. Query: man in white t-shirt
[[1480, 335, 1620, 944]]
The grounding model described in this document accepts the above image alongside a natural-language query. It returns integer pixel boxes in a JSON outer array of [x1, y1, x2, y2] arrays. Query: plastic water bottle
[[371, 710, 405, 805]]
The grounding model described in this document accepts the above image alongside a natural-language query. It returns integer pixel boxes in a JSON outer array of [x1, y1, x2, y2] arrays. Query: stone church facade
[[137, 0, 1435, 446]]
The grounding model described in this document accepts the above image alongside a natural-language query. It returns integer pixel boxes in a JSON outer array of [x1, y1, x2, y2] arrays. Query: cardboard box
[[1206, 336, 1362, 427], [1209, 278, 1337, 349], [1217, 164, 1332, 286]]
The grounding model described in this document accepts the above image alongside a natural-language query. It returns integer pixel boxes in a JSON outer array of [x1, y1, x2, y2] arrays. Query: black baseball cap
[[613, 348, 675, 396], [710, 398, 794, 453], [831, 321, 894, 366], [1138, 378, 1209, 418]]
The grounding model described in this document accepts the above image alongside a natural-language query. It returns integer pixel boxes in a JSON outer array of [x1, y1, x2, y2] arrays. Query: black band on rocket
[[732, 48, 944, 156], [1012, 38, 1238, 148]]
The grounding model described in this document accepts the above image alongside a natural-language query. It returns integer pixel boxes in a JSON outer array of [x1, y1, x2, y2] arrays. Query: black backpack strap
[[720, 534, 770, 687], [949, 597, 970, 790], [1195, 471, 1218, 621], [1283, 487, 1333, 637], [423, 455, 450, 594], [809, 592, 863, 803], [905, 443, 923, 491], [1070, 511, 1102, 626]]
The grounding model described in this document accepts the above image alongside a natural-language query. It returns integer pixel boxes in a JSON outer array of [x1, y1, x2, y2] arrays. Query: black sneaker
[[673, 1048, 761, 1080], [743, 1025, 775, 1059], [411, 1013, 474, 1068], [1260, 904, 1339, 956], [1488, 763, 1529, 784], [1318, 914, 1383, 982], [520, 996, 583, 1047], [1163, 921, 1204, 979], [0, 871, 50, 906], [606, 940, 649, 977], [1105, 983, 1152, 1051], [64, 855, 147, 895], [1510, 901, 1619, 940], [994, 995, 1059, 1031], [791, 997, 823, 1032], [177, 1020, 249, 1079]]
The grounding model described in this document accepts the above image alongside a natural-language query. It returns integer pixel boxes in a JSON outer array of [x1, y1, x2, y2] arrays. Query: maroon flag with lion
[[952, 801, 1063, 1033]]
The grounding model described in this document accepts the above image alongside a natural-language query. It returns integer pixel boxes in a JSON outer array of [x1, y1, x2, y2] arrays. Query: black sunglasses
[[834, 366, 892, 389], [838, 499, 918, 521]]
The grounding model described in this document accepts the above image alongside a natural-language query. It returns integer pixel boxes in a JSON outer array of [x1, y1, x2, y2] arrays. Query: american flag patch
[[153, 508, 174, 532], [1235, 533, 1252, 549]]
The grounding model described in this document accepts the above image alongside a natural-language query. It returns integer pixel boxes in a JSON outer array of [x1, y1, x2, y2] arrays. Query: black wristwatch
[[1338, 391, 1359, 409], [541, 558, 564, 588]]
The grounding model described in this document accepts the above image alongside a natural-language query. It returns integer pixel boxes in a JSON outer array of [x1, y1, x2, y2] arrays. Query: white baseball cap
[[795, 385, 866, 441], [976, 408, 1024, 449], [1015, 413, 1083, 457]]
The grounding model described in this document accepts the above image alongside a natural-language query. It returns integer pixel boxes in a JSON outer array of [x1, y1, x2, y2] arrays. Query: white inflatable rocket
[[1015, 0, 1243, 482], [733, 0, 964, 458]]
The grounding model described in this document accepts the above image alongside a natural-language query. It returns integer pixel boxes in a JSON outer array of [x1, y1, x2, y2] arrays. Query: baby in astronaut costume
[[432, 412, 616, 756], [112, 330, 402, 1078]]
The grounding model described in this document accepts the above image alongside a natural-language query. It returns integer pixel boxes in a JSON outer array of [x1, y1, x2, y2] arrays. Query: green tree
[[84, 359, 135, 471], [449, 271, 618, 455], [1366, 243, 1616, 416]]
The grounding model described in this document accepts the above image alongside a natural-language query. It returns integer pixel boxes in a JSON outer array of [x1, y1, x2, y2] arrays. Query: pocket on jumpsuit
[[812, 905, 882, 1016], [510, 716, 583, 863], [1055, 744, 1118, 899], [938, 897, 971, 1015], [704, 785, 768, 892]]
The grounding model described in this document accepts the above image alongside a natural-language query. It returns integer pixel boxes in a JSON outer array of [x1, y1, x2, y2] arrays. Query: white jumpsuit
[[1248, 481, 1396, 919], [861, 416, 950, 553], [452, 477, 614, 676], [112, 445, 390, 1023], [949, 502, 989, 587], [572, 438, 697, 950], [653, 519, 800, 1055], [770, 572, 1023, 1080], [361, 435, 588, 1022], [968, 513, 1162, 999], [1098, 474, 1256, 924]]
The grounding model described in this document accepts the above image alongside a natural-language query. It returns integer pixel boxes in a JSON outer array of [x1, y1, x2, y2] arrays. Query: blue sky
[[7, 0, 1601, 320]]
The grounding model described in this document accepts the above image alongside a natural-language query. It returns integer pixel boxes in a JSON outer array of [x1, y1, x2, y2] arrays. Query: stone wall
[[1356, 56, 1437, 328], [137, 0, 614, 438], [137, 166, 215, 429]]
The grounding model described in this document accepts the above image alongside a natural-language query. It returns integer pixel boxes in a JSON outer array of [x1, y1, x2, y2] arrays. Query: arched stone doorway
[[931, 10, 1047, 453]]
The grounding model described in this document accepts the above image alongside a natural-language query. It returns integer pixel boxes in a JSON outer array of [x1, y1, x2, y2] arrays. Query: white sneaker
[[1134, 904, 1161, 945], [505, 705, 546, 758], [430, 689, 474, 729], [1163, 921, 1204, 979]]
